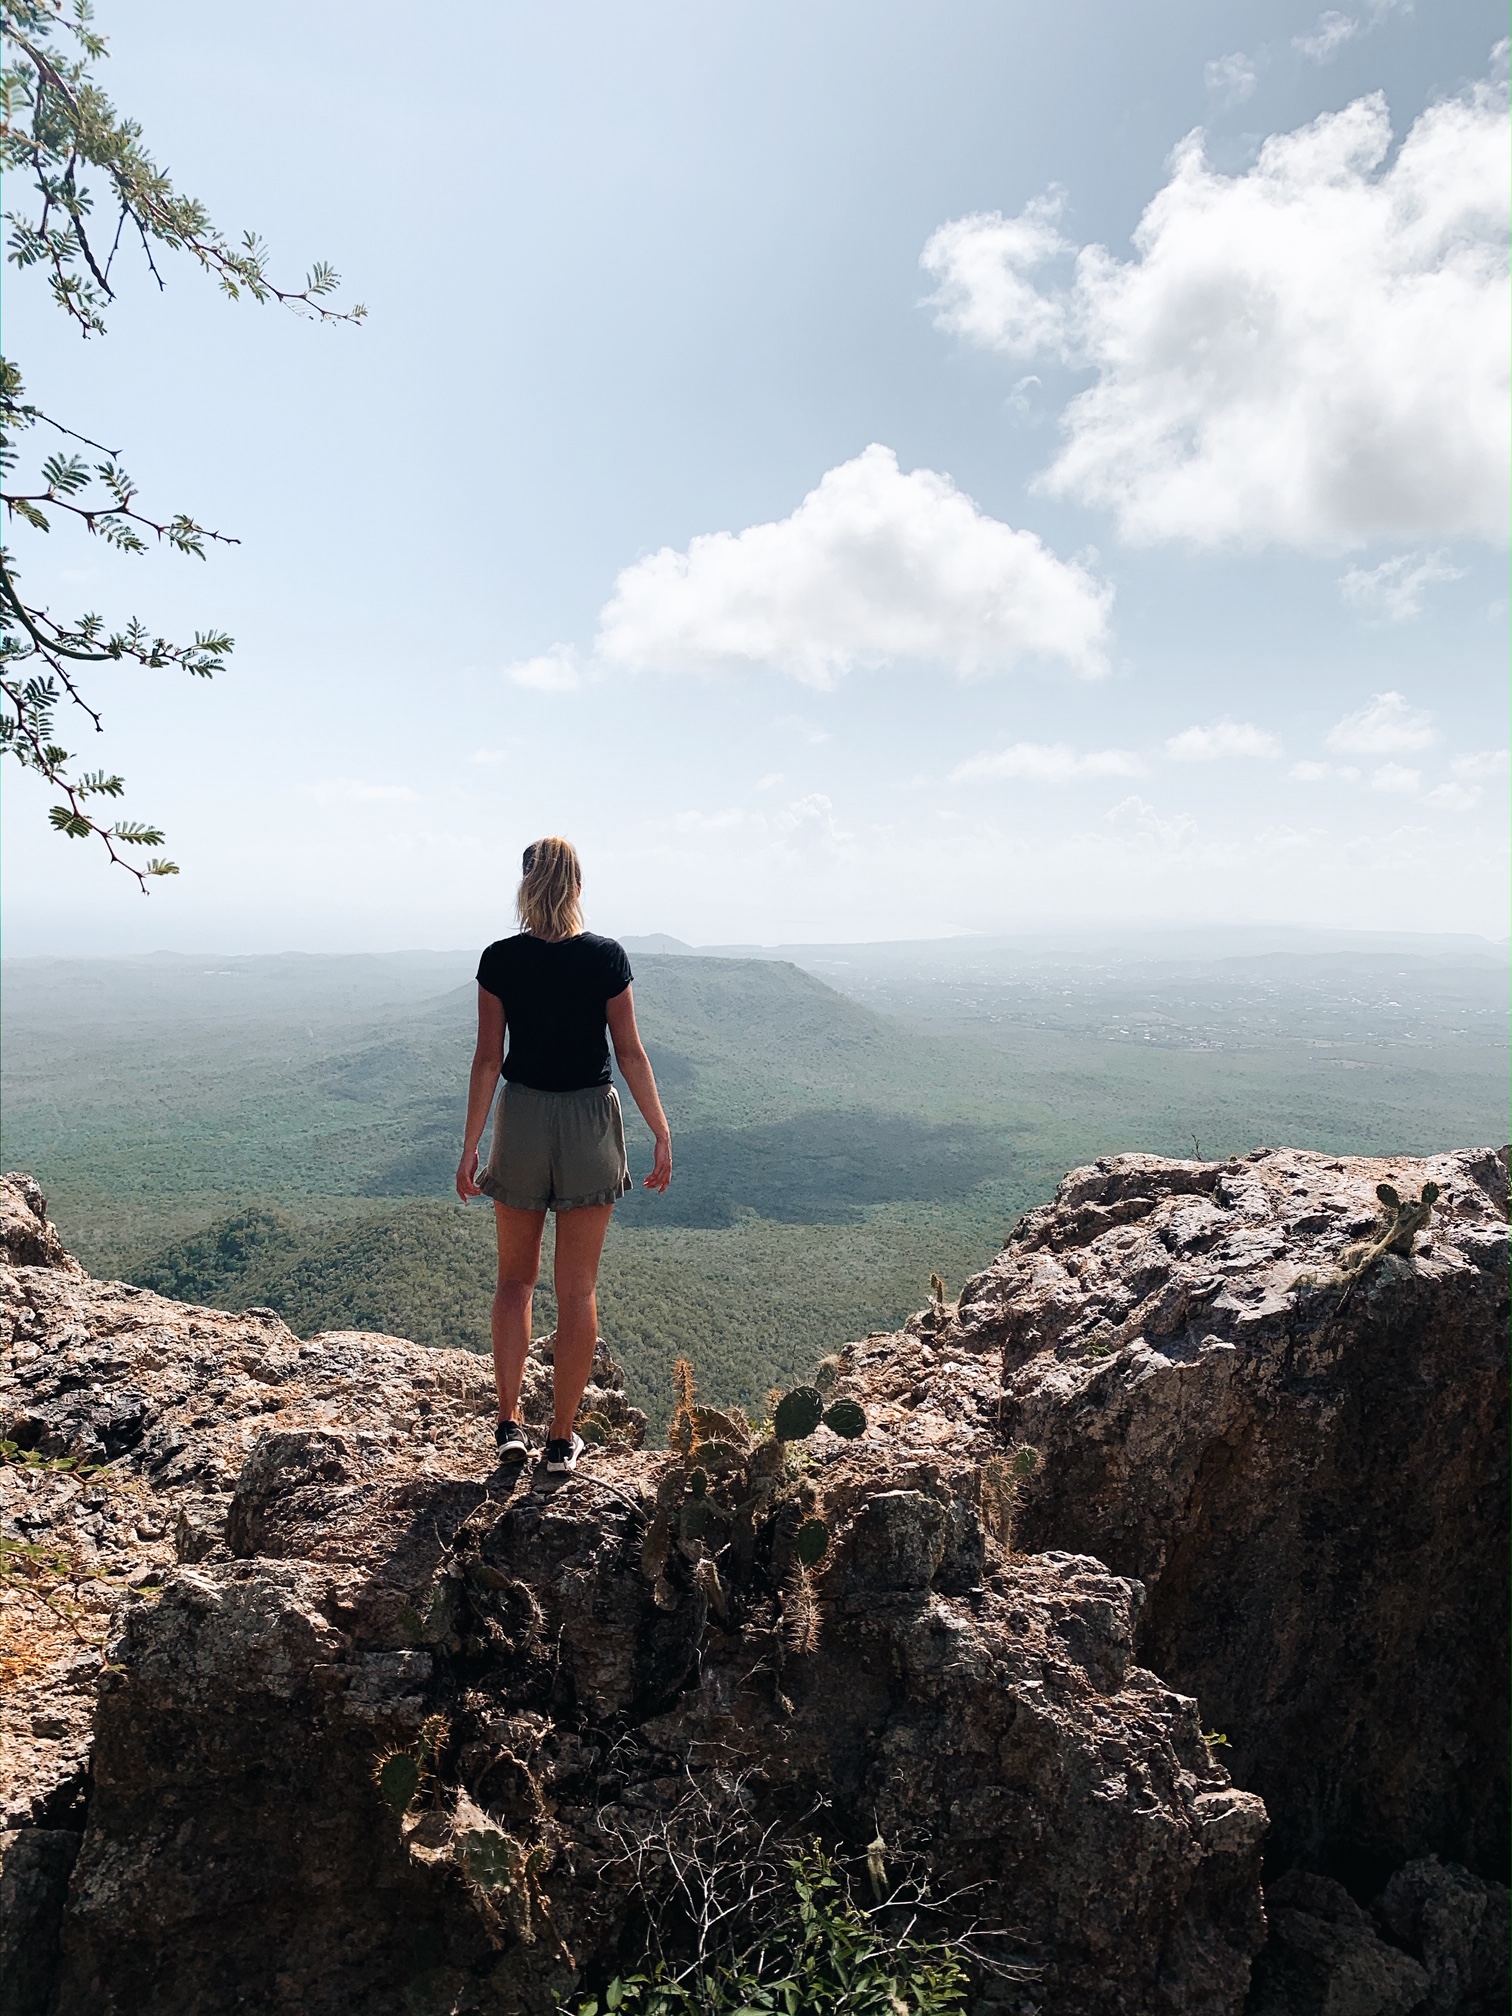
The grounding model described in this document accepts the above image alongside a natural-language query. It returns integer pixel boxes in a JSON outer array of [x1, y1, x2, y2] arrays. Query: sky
[[3, 0, 1507, 954]]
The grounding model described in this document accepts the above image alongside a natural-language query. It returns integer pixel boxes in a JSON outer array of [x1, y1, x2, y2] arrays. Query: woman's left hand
[[456, 1148, 482, 1201], [644, 1131, 673, 1194]]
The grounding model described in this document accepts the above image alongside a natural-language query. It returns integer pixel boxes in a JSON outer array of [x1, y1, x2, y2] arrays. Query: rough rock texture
[[1374, 1858, 1511, 2016], [2, 1174, 1266, 2016], [909, 1146, 1507, 1894], [1246, 1872, 1429, 2016]]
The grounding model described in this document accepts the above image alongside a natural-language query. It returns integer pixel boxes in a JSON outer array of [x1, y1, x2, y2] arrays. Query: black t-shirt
[[476, 932, 633, 1091]]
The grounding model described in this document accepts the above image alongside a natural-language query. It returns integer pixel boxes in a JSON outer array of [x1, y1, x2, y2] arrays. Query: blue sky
[[3, 0, 1507, 952]]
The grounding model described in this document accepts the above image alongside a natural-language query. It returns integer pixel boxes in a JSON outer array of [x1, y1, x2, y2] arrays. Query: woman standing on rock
[[455, 837, 672, 1474]]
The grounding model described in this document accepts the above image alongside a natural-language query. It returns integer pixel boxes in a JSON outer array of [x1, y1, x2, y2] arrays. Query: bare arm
[[455, 986, 506, 1200], [606, 984, 672, 1193]]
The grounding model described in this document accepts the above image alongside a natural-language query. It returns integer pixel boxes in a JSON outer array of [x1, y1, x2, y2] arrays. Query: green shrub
[[569, 1850, 968, 2016]]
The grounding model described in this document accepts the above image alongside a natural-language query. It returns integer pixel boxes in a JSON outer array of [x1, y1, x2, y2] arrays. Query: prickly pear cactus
[[795, 1516, 831, 1567], [374, 1749, 421, 1817], [457, 1825, 515, 1891], [822, 1397, 866, 1440], [773, 1386, 824, 1441], [1011, 1444, 1039, 1480]]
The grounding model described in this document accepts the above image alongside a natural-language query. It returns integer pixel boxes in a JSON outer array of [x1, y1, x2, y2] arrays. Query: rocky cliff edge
[[0, 1150, 1506, 2016]]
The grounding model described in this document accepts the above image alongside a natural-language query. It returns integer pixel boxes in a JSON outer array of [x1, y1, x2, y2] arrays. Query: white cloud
[[921, 196, 1074, 358], [1339, 550, 1466, 620], [950, 741, 1144, 784], [755, 771, 785, 791], [1371, 762, 1421, 793], [1105, 795, 1197, 847], [506, 646, 580, 693], [1451, 747, 1510, 779], [920, 71, 1510, 548], [468, 748, 510, 766], [596, 444, 1113, 685], [1165, 720, 1282, 761], [1325, 690, 1436, 754], [1423, 781, 1482, 810], [1205, 52, 1258, 105], [1297, 1, 1413, 63], [1290, 760, 1360, 782], [310, 778, 418, 805], [1294, 11, 1359, 63]]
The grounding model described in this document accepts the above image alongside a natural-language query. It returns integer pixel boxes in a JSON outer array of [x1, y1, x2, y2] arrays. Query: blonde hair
[[516, 836, 584, 940]]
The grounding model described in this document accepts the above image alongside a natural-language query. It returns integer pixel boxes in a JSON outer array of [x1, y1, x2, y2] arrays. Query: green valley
[[4, 936, 1505, 1427]]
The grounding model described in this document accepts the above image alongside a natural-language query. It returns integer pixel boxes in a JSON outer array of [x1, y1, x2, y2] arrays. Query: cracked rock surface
[[2, 1173, 1264, 2016], [3, 1149, 1507, 2016]]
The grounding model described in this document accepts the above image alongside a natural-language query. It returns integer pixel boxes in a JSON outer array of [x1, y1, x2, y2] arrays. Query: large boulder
[[958, 1146, 1509, 1891]]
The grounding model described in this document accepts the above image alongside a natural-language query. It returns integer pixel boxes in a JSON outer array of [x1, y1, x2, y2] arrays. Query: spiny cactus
[[689, 1466, 708, 1499], [822, 1397, 866, 1440], [773, 1386, 825, 1442], [692, 1553, 727, 1620], [795, 1515, 831, 1568], [930, 1271, 948, 1313], [978, 1444, 1040, 1552], [577, 1410, 612, 1447], [452, 1803, 551, 1942], [416, 1715, 449, 1764], [374, 1748, 421, 1817], [372, 1713, 449, 1818], [691, 1404, 752, 1453], [782, 1564, 824, 1655], [1338, 1178, 1442, 1302], [813, 1354, 843, 1393], [669, 1356, 698, 1460]]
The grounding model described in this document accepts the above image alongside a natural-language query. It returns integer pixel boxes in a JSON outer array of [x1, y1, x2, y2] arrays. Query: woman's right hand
[[456, 1148, 482, 1201]]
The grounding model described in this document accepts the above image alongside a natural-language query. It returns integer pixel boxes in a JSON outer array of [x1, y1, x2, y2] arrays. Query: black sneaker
[[544, 1431, 585, 1476], [494, 1418, 528, 1457]]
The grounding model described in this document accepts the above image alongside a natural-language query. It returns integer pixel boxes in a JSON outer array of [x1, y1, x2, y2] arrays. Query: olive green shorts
[[478, 1081, 632, 1212]]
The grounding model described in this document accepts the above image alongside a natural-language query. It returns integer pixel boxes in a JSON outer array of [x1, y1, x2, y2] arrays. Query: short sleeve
[[476, 943, 505, 1002], [604, 939, 633, 998]]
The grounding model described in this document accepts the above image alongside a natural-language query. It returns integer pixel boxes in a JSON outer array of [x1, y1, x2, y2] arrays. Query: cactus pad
[[1011, 1444, 1040, 1479], [1376, 1182, 1401, 1209], [689, 1466, 708, 1499], [821, 1397, 866, 1440], [795, 1516, 831, 1567], [457, 1826, 514, 1891], [1421, 1181, 1440, 1205], [375, 1750, 421, 1816], [774, 1386, 825, 1441]]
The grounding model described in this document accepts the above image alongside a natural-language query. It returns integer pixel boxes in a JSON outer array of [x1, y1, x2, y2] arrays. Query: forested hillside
[[4, 940, 1506, 1426]]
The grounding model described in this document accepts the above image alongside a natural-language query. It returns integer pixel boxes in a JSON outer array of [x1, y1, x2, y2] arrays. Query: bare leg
[[550, 1202, 614, 1440], [491, 1205, 547, 1423]]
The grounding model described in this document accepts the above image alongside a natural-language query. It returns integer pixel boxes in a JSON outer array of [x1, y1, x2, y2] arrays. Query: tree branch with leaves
[[0, 0, 362, 888]]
